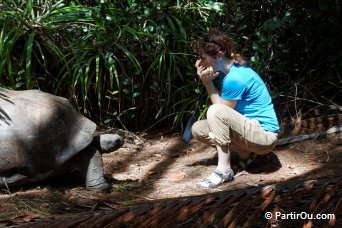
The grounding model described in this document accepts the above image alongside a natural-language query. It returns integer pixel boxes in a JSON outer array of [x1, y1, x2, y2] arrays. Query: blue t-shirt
[[221, 65, 279, 132]]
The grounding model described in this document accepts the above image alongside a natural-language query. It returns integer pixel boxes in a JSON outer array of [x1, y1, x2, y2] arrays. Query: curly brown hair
[[194, 28, 247, 66]]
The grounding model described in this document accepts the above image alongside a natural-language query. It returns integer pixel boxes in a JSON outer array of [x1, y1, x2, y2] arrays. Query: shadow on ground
[[0, 132, 341, 219]]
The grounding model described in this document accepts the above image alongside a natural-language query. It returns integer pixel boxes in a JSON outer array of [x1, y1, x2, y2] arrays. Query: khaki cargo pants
[[191, 104, 278, 155]]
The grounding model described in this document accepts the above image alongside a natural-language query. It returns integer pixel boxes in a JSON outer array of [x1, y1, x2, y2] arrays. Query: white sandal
[[197, 169, 234, 189]]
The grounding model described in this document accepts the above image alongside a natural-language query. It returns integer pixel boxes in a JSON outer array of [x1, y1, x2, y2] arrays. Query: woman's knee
[[207, 103, 232, 121], [207, 104, 223, 119]]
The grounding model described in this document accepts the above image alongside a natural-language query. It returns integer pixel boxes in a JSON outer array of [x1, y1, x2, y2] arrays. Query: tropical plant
[[0, 0, 92, 91], [0, 0, 340, 131]]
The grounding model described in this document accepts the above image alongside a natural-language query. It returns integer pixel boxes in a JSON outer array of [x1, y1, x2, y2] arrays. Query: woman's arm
[[204, 80, 236, 108], [195, 60, 236, 108]]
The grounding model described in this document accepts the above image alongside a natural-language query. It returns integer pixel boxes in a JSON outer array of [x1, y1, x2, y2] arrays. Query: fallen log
[[277, 125, 342, 146]]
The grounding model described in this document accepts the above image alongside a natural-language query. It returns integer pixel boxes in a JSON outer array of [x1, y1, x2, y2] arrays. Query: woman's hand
[[195, 60, 219, 84]]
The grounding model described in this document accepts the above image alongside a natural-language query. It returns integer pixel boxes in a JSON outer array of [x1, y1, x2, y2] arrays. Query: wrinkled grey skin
[[0, 88, 123, 192]]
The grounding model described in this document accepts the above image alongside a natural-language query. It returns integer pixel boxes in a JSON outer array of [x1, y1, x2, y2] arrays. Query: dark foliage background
[[0, 0, 341, 131]]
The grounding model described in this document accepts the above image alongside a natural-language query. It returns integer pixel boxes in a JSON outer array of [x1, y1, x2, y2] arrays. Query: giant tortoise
[[0, 88, 123, 191]]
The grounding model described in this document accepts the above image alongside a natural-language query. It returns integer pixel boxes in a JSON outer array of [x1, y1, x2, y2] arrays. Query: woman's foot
[[238, 152, 257, 170], [197, 169, 234, 189]]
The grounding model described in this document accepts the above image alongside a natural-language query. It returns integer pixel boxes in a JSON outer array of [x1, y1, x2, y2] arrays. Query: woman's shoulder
[[228, 65, 255, 79], [222, 66, 248, 88], [232, 64, 257, 73], [232, 65, 263, 81]]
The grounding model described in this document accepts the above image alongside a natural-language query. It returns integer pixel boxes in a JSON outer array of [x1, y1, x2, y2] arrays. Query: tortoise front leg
[[80, 146, 109, 192]]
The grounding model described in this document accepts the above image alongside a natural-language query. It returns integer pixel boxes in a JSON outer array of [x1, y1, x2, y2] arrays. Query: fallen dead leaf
[[147, 170, 158, 176], [12, 214, 40, 223], [235, 171, 248, 178], [169, 172, 186, 181]]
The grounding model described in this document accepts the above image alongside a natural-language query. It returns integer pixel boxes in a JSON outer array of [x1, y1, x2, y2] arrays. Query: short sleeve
[[221, 72, 246, 100]]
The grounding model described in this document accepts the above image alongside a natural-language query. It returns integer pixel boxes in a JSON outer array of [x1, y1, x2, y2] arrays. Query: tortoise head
[[92, 134, 124, 153]]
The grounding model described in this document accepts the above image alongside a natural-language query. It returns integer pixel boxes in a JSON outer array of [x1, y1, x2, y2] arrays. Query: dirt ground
[[0, 130, 341, 224]]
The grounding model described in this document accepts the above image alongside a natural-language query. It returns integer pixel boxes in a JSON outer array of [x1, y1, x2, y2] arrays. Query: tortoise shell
[[0, 88, 96, 182]]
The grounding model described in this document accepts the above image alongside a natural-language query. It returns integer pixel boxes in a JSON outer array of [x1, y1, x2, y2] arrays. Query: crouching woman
[[192, 29, 279, 188]]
